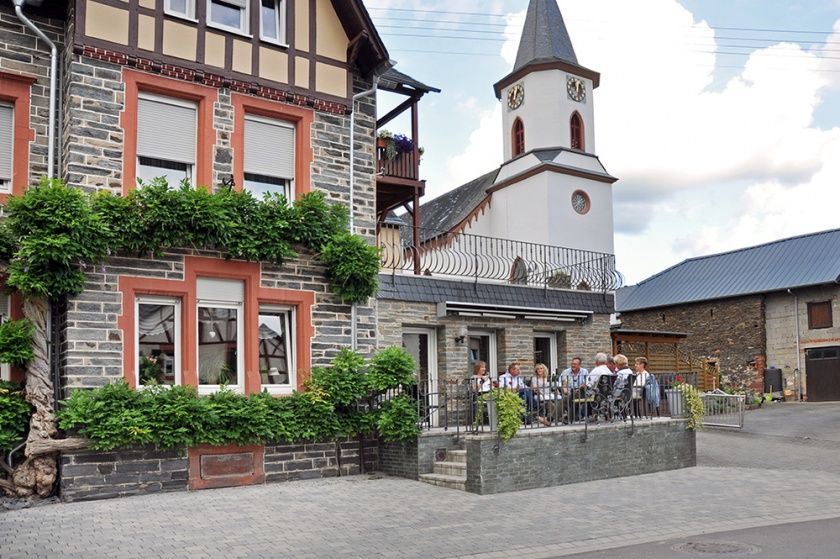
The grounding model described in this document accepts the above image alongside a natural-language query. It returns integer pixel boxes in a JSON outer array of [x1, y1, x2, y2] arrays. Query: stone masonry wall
[[620, 296, 767, 372], [464, 420, 696, 495], [0, 5, 66, 183], [379, 432, 462, 480], [377, 298, 612, 380], [765, 285, 840, 397], [60, 445, 188, 502]]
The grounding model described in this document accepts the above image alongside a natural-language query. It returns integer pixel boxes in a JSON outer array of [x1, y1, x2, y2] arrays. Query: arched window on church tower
[[512, 118, 525, 157], [570, 112, 584, 151]]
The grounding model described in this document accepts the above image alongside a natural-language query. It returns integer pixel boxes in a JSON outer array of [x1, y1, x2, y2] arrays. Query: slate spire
[[513, 0, 578, 71]]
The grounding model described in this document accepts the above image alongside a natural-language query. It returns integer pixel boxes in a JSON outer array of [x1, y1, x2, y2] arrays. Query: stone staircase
[[418, 449, 466, 491]]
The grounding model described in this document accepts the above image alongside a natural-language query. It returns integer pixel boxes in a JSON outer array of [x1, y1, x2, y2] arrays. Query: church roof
[[513, 0, 578, 71], [418, 168, 499, 238]]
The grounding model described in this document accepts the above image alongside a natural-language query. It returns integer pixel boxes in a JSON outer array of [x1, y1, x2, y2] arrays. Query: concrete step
[[418, 473, 466, 491], [433, 460, 466, 477], [446, 449, 467, 464]]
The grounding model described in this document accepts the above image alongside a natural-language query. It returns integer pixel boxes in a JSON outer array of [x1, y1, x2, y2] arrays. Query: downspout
[[348, 61, 391, 351], [787, 289, 802, 401], [14, 0, 58, 179]]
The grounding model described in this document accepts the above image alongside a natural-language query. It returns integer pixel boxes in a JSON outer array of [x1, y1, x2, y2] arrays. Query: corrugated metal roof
[[616, 228, 840, 312]]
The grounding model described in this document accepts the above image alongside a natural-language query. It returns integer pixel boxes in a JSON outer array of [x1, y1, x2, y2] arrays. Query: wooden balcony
[[377, 143, 420, 182]]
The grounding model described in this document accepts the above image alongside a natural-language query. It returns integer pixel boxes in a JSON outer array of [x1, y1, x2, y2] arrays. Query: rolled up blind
[[0, 104, 13, 182], [244, 116, 295, 179], [137, 95, 196, 164]]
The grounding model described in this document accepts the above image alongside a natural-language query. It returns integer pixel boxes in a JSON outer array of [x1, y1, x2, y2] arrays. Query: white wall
[[501, 70, 595, 161]]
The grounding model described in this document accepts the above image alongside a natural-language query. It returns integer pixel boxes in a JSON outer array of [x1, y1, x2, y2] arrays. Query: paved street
[[2, 403, 840, 558]]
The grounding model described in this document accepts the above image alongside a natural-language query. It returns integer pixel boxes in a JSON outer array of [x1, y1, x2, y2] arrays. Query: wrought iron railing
[[378, 223, 624, 291]]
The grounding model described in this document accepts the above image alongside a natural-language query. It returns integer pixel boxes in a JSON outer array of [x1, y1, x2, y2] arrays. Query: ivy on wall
[[1, 178, 379, 303]]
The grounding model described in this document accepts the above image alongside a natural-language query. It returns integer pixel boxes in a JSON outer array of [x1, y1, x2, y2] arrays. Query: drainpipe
[[787, 289, 802, 400], [14, 0, 58, 179], [348, 61, 392, 351]]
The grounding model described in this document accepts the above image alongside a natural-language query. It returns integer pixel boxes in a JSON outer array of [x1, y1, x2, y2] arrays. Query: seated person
[[531, 363, 555, 426], [586, 352, 615, 389], [613, 354, 633, 394], [499, 361, 539, 424], [470, 360, 491, 393]]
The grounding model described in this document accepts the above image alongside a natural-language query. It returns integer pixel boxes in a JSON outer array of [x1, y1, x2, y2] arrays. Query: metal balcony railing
[[378, 223, 624, 292]]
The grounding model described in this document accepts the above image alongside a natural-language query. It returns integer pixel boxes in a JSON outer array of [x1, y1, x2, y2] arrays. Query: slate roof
[[379, 68, 441, 94], [513, 0, 578, 72], [616, 228, 840, 312], [417, 168, 499, 238], [378, 274, 614, 315]]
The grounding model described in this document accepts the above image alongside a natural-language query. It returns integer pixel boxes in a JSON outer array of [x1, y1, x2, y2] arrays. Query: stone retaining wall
[[379, 432, 462, 479], [464, 419, 695, 494]]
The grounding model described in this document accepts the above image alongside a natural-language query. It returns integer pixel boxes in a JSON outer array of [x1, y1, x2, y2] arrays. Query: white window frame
[[207, 0, 251, 35], [534, 332, 558, 377], [468, 330, 497, 378], [258, 305, 296, 395], [259, 0, 287, 46], [136, 92, 197, 186], [0, 102, 13, 193], [164, 0, 197, 21], [243, 113, 295, 201], [135, 296, 182, 388], [197, 300, 245, 395]]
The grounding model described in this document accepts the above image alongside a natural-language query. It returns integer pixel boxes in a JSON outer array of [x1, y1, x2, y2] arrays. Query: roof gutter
[[13, 0, 58, 179]]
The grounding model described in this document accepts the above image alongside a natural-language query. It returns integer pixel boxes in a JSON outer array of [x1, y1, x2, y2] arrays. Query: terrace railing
[[378, 223, 623, 292]]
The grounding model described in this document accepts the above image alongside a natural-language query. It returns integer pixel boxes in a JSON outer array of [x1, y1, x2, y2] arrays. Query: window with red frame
[[512, 118, 525, 156], [570, 112, 584, 151]]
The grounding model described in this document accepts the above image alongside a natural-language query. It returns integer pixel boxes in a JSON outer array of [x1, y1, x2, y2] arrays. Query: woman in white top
[[532, 363, 554, 426], [471, 361, 491, 393], [612, 354, 633, 395]]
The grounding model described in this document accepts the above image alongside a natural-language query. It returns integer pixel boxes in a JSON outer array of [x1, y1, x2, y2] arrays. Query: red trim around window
[[0, 71, 37, 204], [231, 93, 313, 199], [120, 69, 217, 194], [117, 256, 315, 393], [570, 112, 584, 151], [512, 117, 525, 157]]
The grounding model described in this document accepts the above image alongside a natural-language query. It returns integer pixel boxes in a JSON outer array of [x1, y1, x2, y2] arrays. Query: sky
[[367, 0, 840, 285]]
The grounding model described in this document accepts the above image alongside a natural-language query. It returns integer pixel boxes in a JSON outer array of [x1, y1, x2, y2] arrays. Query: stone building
[[617, 229, 840, 401], [375, 0, 621, 385], [0, 0, 404, 395]]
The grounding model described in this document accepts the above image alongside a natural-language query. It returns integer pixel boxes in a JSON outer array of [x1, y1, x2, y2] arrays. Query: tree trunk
[[9, 296, 57, 498]]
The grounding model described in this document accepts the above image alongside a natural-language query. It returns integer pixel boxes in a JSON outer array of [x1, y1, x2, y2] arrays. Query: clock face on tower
[[507, 83, 524, 109], [567, 77, 586, 102]]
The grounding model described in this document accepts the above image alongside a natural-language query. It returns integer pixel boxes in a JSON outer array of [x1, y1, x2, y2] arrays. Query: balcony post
[[411, 99, 420, 181], [412, 192, 421, 274]]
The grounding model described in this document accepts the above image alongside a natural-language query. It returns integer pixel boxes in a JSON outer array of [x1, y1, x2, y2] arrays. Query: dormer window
[[260, 0, 286, 44], [512, 118, 525, 157], [570, 112, 584, 151], [208, 0, 249, 34], [165, 0, 195, 19]]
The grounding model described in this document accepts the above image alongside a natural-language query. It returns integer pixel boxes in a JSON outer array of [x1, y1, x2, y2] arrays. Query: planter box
[[665, 389, 685, 417]]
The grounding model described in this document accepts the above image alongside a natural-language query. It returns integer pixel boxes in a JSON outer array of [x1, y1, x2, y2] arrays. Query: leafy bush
[[58, 346, 420, 450], [0, 381, 32, 451], [486, 389, 525, 442], [365, 346, 416, 392], [675, 382, 704, 431], [0, 318, 34, 366], [320, 233, 380, 303], [4, 180, 376, 303]]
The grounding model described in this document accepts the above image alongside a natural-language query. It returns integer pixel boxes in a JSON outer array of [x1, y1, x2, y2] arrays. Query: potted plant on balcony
[[377, 130, 423, 161]]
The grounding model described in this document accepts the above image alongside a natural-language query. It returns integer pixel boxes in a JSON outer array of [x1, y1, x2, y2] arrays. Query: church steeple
[[513, 0, 578, 72]]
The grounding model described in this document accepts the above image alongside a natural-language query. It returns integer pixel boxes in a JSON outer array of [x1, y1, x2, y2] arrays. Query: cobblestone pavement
[[2, 404, 840, 559]]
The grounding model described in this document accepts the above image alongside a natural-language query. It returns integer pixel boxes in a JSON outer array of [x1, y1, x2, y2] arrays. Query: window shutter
[[244, 116, 295, 179], [0, 104, 13, 181], [137, 96, 197, 164]]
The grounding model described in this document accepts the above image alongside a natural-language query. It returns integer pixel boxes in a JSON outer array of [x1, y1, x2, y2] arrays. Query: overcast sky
[[369, 0, 840, 284]]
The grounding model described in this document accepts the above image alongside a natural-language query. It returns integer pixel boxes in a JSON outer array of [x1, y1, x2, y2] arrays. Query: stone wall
[[265, 438, 378, 483], [765, 285, 840, 398], [464, 420, 696, 494], [377, 298, 612, 380], [60, 445, 188, 502], [0, 5, 66, 182], [379, 432, 463, 479], [619, 296, 767, 372]]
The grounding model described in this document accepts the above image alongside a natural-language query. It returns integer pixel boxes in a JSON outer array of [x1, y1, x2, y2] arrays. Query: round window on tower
[[571, 190, 591, 215]]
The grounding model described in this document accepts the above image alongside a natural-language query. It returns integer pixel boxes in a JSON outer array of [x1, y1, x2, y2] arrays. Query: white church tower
[[487, 0, 616, 255]]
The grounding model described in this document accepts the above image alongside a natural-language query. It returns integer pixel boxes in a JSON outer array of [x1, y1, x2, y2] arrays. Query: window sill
[[262, 385, 295, 396], [259, 37, 289, 49], [163, 10, 199, 24], [198, 384, 245, 395], [206, 21, 253, 39]]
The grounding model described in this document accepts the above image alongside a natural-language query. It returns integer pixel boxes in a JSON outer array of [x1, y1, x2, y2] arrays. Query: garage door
[[805, 346, 840, 402]]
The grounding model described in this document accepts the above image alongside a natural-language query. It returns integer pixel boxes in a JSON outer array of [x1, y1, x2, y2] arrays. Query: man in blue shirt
[[559, 357, 589, 422]]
